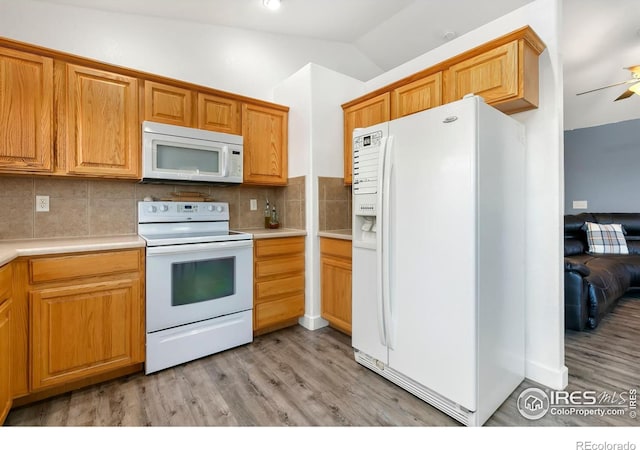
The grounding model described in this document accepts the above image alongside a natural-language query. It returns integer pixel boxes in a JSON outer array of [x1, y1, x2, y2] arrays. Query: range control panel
[[138, 201, 229, 223]]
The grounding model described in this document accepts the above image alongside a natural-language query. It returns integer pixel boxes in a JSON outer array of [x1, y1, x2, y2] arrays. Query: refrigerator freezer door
[[386, 98, 479, 411], [352, 246, 388, 363]]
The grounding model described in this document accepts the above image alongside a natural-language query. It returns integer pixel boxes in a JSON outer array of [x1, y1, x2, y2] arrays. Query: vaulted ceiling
[[34, 0, 640, 130]]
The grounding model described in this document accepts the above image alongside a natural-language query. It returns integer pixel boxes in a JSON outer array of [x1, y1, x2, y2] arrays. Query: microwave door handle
[[221, 146, 229, 177]]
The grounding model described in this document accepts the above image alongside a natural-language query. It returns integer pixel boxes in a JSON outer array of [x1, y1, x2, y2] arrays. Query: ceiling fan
[[576, 66, 640, 101]]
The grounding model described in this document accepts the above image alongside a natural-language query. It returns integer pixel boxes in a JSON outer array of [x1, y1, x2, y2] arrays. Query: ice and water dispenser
[[352, 129, 382, 245]]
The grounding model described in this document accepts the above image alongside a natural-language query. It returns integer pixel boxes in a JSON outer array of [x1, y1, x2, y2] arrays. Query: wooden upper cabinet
[[445, 37, 541, 114], [391, 72, 442, 119], [342, 27, 545, 182], [144, 81, 193, 127], [198, 93, 241, 135], [242, 103, 288, 186], [343, 92, 390, 185], [144, 81, 241, 134], [0, 48, 53, 173], [64, 64, 140, 178], [446, 41, 517, 104]]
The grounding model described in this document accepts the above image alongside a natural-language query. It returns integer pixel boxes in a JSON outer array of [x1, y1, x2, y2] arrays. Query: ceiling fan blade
[[614, 89, 635, 101], [576, 79, 635, 96], [624, 65, 640, 74]]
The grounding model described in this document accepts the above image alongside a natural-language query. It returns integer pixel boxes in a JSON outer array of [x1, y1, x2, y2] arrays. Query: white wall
[[364, 0, 566, 389], [310, 65, 366, 178], [274, 64, 364, 331], [0, 0, 382, 101], [277, 66, 312, 179]]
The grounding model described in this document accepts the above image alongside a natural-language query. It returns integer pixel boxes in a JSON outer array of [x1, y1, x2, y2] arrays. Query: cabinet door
[[30, 278, 143, 390], [445, 41, 518, 105], [0, 48, 53, 173], [144, 81, 193, 127], [253, 237, 305, 334], [65, 64, 140, 178], [343, 92, 390, 185], [198, 93, 241, 135], [391, 72, 442, 119], [242, 103, 288, 186], [320, 238, 352, 335], [0, 298, 11, 425]]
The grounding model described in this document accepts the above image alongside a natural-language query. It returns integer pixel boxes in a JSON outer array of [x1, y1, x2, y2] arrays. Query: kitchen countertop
[[318, 229, 352, 241], [235, 228, 307, 239], [0, 235, 146, 266]]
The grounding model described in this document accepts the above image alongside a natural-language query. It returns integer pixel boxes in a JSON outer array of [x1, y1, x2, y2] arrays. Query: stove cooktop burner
[[140, 229, 252, 246]]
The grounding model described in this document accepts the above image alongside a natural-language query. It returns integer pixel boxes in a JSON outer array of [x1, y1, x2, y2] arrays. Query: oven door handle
[[146, 240, 253, 256]]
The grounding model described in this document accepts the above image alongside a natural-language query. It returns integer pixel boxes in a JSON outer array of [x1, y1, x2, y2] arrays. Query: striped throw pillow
[[585, 222, 629, 254]]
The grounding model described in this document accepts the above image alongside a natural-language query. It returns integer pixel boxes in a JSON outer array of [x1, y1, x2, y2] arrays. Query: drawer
[[0, 263, 11, 301], [320, 238, 352, 260], [255, 255, 304, 279], [255, 274, 304, 302], [254, 294, 304, 330], [255, 237, 304, 258], [30, 249, 141, 284]]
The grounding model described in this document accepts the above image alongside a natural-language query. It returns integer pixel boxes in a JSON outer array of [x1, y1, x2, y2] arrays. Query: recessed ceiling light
[[263, 0, 281, 11], [442, 31, 457, 41]]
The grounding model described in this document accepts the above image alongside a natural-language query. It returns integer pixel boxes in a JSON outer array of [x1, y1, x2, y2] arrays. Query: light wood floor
[[6, 296, 640, 426]]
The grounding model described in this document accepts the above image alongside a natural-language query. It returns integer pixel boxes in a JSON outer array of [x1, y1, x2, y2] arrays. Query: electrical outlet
[[36, 195, 49, 212], [573, 200, 588, 210], [250, 199, 257, 211]]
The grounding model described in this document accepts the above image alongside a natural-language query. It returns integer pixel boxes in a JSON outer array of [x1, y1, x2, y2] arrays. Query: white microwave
[[142, 121, 243, 184]]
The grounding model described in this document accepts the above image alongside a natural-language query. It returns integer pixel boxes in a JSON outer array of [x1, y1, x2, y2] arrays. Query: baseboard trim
[[526, 360, 568, 390], [298, 314, 328, 331]]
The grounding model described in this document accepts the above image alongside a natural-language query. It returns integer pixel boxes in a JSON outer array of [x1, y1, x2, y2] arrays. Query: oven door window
[[171, 257, 235, 306]]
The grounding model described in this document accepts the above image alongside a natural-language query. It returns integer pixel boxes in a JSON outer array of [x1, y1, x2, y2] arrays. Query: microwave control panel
[[229, 149, 243, 178]]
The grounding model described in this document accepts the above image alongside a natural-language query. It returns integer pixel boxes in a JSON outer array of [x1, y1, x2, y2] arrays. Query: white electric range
[[138, 201, 253, 374]]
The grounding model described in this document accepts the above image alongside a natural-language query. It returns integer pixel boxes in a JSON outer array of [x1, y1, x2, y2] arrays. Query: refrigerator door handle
[[382, 135, 394, 350], [376, 136, 388, 347]]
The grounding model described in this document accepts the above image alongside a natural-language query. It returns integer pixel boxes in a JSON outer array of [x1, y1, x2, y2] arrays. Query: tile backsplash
[[318, 176, 352, 231], [0, 175, 306, 240]]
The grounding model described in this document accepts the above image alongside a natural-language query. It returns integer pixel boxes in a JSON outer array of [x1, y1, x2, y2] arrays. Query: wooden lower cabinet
[[320, 238, 352, 335], [0, 263, 13, 425], [253, 237, 305, 335], [7, 248, 144, 408], [30, 278, 142, 390]]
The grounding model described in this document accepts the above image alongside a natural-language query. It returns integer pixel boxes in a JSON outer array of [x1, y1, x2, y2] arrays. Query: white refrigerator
[[351, 95, 525, 426]]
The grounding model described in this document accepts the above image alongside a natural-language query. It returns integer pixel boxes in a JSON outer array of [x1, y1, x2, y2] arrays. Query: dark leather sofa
[[564, 213, 640, 330]]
